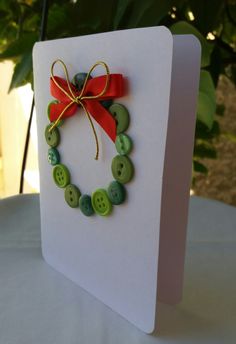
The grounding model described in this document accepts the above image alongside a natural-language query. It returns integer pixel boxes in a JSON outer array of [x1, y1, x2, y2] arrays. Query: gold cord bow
[[49, 59, 111, 160]]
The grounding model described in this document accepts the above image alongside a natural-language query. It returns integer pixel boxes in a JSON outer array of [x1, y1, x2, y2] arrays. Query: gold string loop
[[49, 59, 111, 160]]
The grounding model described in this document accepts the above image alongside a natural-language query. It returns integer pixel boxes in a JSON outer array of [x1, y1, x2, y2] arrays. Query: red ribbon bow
[[49, 60, 125, 142]]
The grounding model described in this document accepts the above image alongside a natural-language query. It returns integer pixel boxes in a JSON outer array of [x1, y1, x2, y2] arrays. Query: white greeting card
[[33, 27, 200, 333]]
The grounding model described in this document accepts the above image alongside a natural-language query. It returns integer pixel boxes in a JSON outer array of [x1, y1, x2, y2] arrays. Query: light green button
[[64, 184, 81, 208], [53, 164, 70, 188], [109, 103, 130, 134], [115, 134, 132, 155], [91, 189, 112, 216], [45, 124, 60, 147], [111, 155, 134, 184]]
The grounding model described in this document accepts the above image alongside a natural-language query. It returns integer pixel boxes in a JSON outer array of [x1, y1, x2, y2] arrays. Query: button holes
[[102, 203, 105, 207], [113, 111, 117, 117], [118, 171, 121, 176], [69, 190, 73, 195], [70, 198, 73, 202]]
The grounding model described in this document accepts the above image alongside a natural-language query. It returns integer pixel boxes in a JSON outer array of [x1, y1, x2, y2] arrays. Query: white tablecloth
[[0, 194, 235, 343]]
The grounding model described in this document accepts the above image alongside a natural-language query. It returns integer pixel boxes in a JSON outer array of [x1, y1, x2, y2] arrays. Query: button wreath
[[45, 60, 134, 217]]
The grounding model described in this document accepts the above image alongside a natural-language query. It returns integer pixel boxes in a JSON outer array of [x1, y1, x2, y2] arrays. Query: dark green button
[[107, 181, 126, 205], [79, 195, 94, 216], [111, 155, 134, 184], [91, 189, 112, 216], [64, 184, 81, 208], [71, 73, 91, 91], [115, 134, 132, 155], [45, 124, 60, 147], [47, 148, 60, 166], [101, 99, 113, 109], [109, 103, 130, 134], [47, 100, 64, 126], [53, 164, 70, 188]]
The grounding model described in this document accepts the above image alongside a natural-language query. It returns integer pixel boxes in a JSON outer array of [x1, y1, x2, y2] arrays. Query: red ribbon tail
[[84, 100, 117, 142]]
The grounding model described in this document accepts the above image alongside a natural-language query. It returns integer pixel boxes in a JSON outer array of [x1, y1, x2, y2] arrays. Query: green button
[[45, 124, 60, 147], [47, 148, 60, 166], [47, 100, 64, 126], [107, 181, 126, 205], [53, 164, 70, 188], [91, 189, 112, 216], [71, 73, 91, 91], [115, 134, 132, 155], [79, 194, 94, 216], [64, 184, 81, 208], [109, 103, 130, 134], [111, 155, 134, 184]]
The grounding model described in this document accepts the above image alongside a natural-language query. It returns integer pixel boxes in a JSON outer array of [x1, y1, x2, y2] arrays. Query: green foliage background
[[0, 0, 236, 175]]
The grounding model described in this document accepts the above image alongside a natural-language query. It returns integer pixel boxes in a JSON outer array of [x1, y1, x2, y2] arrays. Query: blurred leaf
[[221, 3, 236, 48], [113, 0, 184, 29], [194, 143, 217, 159], [47, 3, 71, 38], [216, 103, 225, 116], [195, 120, 220, 140], [193, 160, 208, 174], [170, 21, 213, 67], [0, 32, 37, 59], [188, 0, 224, 34], [8, 52, 32, 92], [208, 45, 223, 86], [197, 70, 216, 129], [112, 0, 133, 29], [197, 93, 215, 129], [129, 0, 175, 28]]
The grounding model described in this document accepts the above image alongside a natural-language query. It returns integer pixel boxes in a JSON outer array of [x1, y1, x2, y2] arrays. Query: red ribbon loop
[[49, 72, 125, 142]]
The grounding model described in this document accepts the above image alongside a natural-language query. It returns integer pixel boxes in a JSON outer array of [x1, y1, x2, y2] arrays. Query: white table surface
[[0, 194, 235, 344]]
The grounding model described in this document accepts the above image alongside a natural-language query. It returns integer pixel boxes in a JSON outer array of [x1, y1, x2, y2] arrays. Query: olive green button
[[53, 164, 70, 188], [47, 100, 64, 126], [79, 195, 94, 216], [64, 184, 81, 208], [91, 189, 112, 216], [47, 148, 60, 166], [45, 124, 60, 147], [111, 155, 134, 184], [107, 181, 126, 205], [115, 134, 132, 155], [109, 103, 130, 134], [71, 73, 91, 91]]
